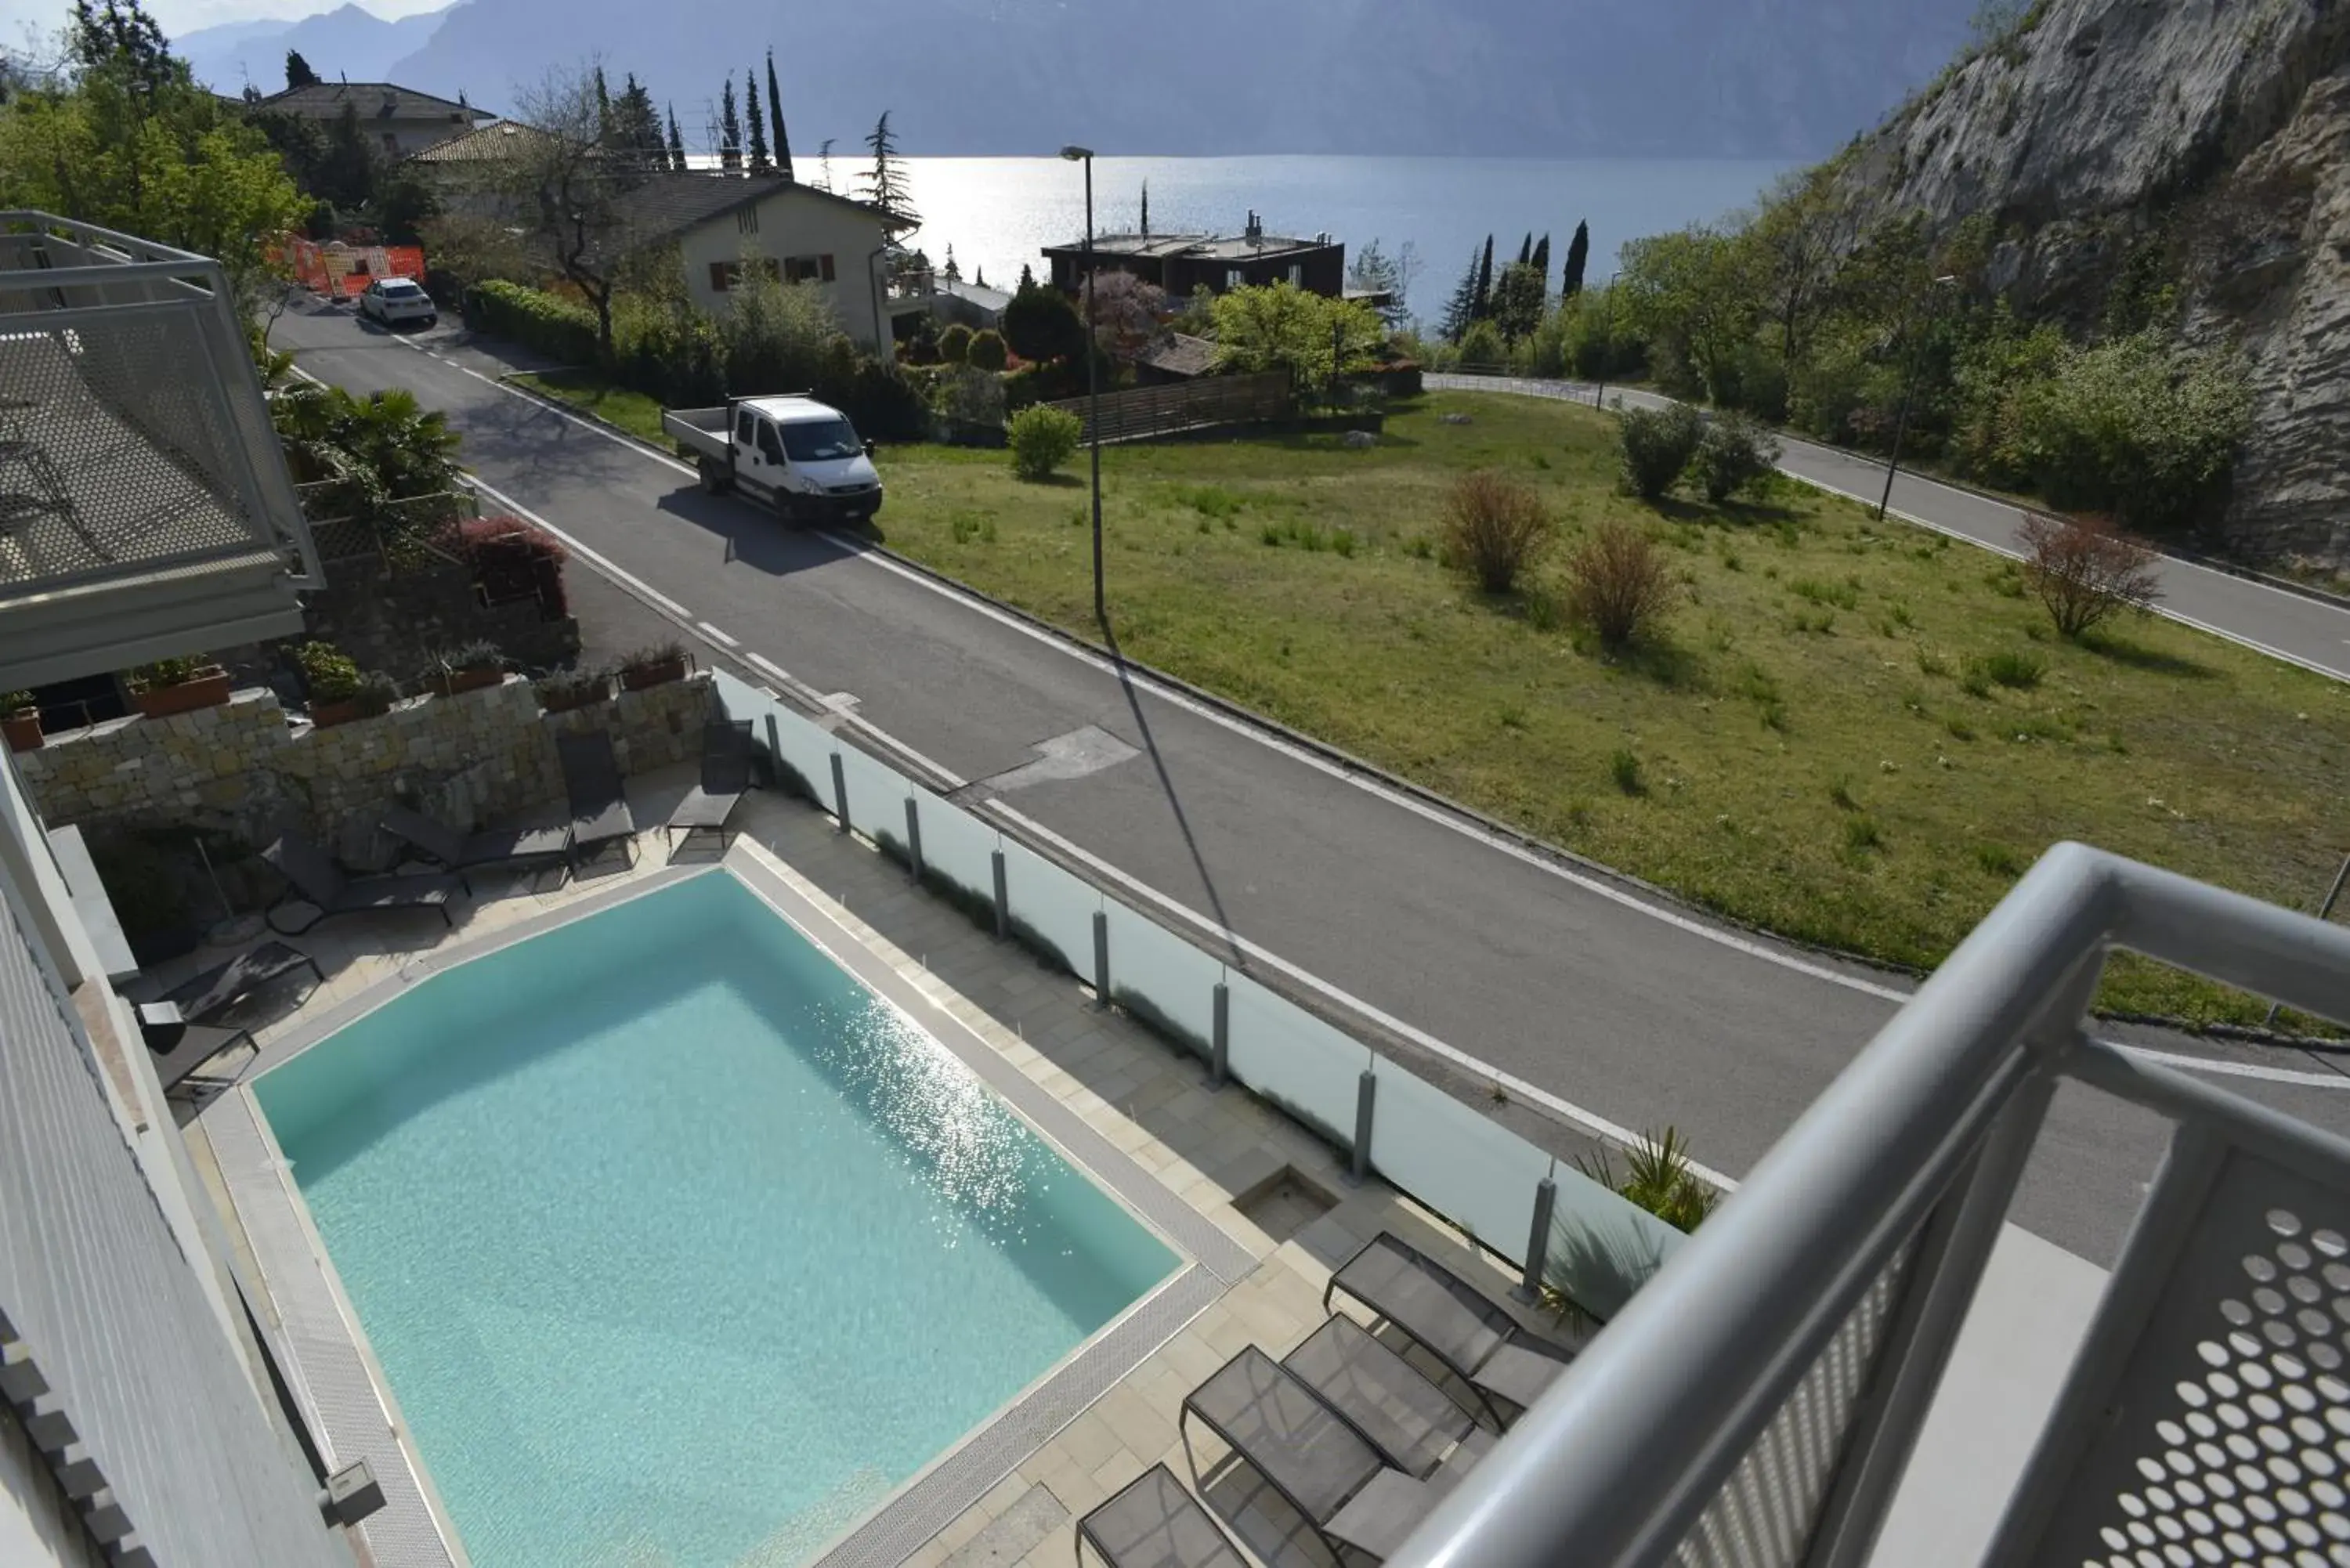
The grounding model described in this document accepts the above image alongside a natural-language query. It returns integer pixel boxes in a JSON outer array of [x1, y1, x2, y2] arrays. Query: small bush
[[2017, 510, 2162, 638], [1976, 843, 2024, 877], [1689, 413, 1782, 503], [1565, 521, 1676, 649], [1007, 405, 1083, 481], [130, 655, 209, 688], [1618, 403, 1704, 500], [1440, 471, 1552, 594], [296, 641, 361, 703], [1609, 748, 1644, 795], [936, 323, 974, 364], [1844, 815, 1885, 852], [1574, 1128, 1716, 1232], [1969, 649, 2046, 689], [464, 280, 598, 367], [966, 329, 1009, 373], [1791, 577, 1859, 610]]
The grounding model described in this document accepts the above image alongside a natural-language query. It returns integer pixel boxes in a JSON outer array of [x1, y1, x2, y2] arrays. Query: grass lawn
[[524, 374, 2349, 1025], [510, 370, 672, 446]]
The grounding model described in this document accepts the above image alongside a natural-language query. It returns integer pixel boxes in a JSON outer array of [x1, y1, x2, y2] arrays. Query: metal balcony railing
[[0, 211, 320, 686], [1389, 842, 2350, 1568]]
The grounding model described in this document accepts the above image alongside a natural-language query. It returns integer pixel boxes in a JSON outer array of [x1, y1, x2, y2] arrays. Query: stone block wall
[[19, 674, 711, 865], [302, 554, 581, 680]]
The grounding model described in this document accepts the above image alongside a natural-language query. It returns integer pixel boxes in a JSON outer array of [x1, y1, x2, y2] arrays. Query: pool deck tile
[[171, 764, 1565, 1568]]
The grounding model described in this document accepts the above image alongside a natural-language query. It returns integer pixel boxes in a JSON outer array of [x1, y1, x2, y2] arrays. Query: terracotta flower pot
[[432, 668, 504, 697], [2, 711, 41, 752], [539, 683, 611, 714], [620, 656, 689, 692], [132, 668, 233, 720], [309, 698, 365, 728]]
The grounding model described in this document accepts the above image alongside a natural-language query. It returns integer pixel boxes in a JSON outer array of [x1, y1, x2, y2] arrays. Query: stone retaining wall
[[20, 673, 711, 863]]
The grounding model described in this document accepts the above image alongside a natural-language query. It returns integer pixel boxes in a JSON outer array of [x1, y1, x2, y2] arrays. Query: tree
[[941, 244, 960, 284], [1347, 237, 1418, 331], [973, 265, 986, 287], [1440, 247, 1480, 342], [816, 136, 834, 193], [1077, 269, 1164, 360], [1140, 179, 1149, 234], [284, 49, 317, 89], [610, 74, 662, 170], [1616, 225, 1759, 403], [1492, 261, 1545, 341], [499, 63, 654, 356], [1563, 220, 1590, 297], [1618, 403, 1705, 499], [1473, 234, 1495, 320], [1001, 276, 1086, 363], [313, 100, 375, 210], [2016, 511, 2163, 638], [592, 64, 610, 140], [1531, 233, 1550, 281], [717, 76, 741, 170], [765, 49, 791, 180], [1516, 232, 1532, 266], [744, 61, 769, 172], [1208, 281, 1383, 390], [859, 110, 916, 223], [1017, 261, 1033, 289]]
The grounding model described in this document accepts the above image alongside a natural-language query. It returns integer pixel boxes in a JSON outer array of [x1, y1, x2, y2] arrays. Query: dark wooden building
[[1042, 212, 1345, 299]]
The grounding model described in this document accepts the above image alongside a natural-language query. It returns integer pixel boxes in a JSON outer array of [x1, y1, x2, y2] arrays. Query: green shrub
[[130, 656, 209, 688], [967, 329, 1009, 373], [1844, 815, 1885, 852], [1456, 318, 1506, 370], [1690, 413, 1783, 503], [1968, 649, 2046, 689], [465, 281, 599, 367], [1007, 406, 1083, 481], [1618, 403, 1704, 500], [929, 365, 1007, 431], [296, 641, 361, 703], [1609, 748, 1645, 795], [1574, 1128, 1716, 1232], [937, 323, 974, 363]]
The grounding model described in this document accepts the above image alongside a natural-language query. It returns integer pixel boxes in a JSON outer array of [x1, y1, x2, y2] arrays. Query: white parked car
[[356, 276, 437, 329]]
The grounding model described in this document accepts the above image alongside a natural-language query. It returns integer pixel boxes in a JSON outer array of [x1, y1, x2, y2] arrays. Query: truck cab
[[663, 395, 884, 524]]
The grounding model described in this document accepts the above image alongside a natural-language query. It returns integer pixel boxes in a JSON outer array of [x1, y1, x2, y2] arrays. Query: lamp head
[[1060, 145, 1093, 161]]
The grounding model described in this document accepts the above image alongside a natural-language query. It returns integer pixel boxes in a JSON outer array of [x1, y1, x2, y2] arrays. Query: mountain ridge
[[176, 2, 452, 97]]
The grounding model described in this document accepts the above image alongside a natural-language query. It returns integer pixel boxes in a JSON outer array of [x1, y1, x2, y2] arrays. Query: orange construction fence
[[286, 237, 427, 299]]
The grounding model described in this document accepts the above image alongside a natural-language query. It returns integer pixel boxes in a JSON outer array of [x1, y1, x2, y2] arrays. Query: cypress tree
[[1516, 232, 1532, 266], [666, 103, 686, 171], [592, 64, 610, 143], [1563, 220, 1590, 298], [284, 49, 318, 89], [745, 63, 770, 172], [1531, 233, 1550, 280], [765, 50, 793, 180], [1441, 247, 1481, 342], [1472, 234, 1495, 320], [718, 76, 742, 171]]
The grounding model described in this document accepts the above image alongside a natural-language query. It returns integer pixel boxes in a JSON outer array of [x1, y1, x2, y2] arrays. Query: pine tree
[[1531, 233, 1551, 279], [284, 49, 318, 89], [718, 76, 742, 171], [765, 50, 792, 181], [942, 244, 961, 284], [1517, 232, 1532, 266], [745, 63, 770, 172], [859, 110, 917, 223], [1018, 262, 1035, 290], [1472, 235, 1495, 320], [613, 73, 660, 169], [666, 103, 686, 172], [1563, 220, 1590, 298], [1440, 247, 1481, 342]]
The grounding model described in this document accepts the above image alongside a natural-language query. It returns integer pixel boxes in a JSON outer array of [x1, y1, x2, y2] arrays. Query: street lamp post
[[1592, 269, 1622, 410], [1876, 273, 1959, 521], [1061, 144, 1104, 625]]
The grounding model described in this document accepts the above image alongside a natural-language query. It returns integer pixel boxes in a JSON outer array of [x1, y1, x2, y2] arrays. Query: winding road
[[273, 302, 2350, 1265]]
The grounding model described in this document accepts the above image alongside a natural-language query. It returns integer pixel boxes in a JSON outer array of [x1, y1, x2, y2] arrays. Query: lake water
[[870, 155, 1790, 322]]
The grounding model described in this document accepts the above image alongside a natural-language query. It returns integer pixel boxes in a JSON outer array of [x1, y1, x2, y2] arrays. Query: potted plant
[[536, 665, 613, 714], [425, 640, 506, 697], [128, 656, 233, 719], [2, 692, 40, 753], [618, 639, 692, 692], [298, 641, 396, 727]]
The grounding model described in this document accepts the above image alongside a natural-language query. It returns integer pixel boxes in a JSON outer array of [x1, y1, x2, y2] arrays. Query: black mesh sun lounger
[[1180, 1344, 1438, 1563], [380, 804, 571, 882], [665, 720, 754, 856], [1322, 1231, 1577, 1428], [1282, 1314, 1495, 1484], [556, 731, 638, 868], [156, 940, 321, 1022], [136, 1003, 255, 1092], [262, 833, 461, 936], [1076, 1463, 1249, 1568]]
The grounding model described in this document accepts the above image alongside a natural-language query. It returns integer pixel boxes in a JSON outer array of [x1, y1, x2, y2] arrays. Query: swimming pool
[[254, 871, 1178, 1568]]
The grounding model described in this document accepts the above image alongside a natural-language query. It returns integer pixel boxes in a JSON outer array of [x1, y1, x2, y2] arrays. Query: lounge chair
[[555, 732, 637, 868], [1180, 1345, 1437, 1563], [261, 833, 462, 936], [1322, 1231, 1577, 1428], [154, 939, 322, 1022], [136, 1002, 255, 1093], [1282, 1314, 1495, 1483], [380, 804, 571, 883], [1076, 1463, 1249, 1568], [664, 720, 754, 857]]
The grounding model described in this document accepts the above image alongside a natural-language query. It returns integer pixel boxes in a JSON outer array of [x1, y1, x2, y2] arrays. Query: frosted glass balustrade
[[1369, 1068, 1551, 1269], [1544, 1164, 1687, 1320], [1101, 902, 1224, 1056], [834, 741, 913, 845], [1222, 976, 1368, 1148], [1000, 838, 1101, 978], [917, 795, 1001, 908]]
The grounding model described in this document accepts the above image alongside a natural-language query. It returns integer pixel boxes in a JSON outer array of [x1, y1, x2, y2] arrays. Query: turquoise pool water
[[255, 872, 1177, 1568]]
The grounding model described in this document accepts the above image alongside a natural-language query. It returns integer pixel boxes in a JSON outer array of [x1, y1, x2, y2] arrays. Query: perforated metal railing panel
[[1669, 1237, 1916, 1568], [2033, 1147, 2350, 1568], [0, 313, 275, 587]]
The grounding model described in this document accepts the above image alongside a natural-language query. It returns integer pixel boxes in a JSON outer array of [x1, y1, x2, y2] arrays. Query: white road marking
[[981, 799, 1743, 1190], [696, 621, 739, 648], [461, 476, 695, 621], [745, 651, 794, 685], [2117, 1045, 2350, 1090]]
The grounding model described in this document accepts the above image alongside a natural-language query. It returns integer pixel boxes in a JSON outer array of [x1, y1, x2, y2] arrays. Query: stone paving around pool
[[157, 763, 1572, 1568]]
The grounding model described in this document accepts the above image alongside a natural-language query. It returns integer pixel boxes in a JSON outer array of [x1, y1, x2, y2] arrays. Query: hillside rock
[[1838, 0, 2350, 563]]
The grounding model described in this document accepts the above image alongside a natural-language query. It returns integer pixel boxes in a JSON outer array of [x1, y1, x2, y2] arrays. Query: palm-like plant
[[1575, 1126, 1718, 1233]]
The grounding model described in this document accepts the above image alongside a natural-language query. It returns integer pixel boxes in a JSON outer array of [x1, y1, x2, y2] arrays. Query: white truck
[[661, 394, 885, 525]]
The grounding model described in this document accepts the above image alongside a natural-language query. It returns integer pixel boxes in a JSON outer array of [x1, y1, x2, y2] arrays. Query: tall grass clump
[[1440, 471, 1552, 594], [1565, 520, 1677, 649]]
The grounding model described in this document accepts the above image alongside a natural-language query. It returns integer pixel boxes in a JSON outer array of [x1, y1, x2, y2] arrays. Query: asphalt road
[[273, 303, 2350, 1265], [1426, 372, 2350, 684]]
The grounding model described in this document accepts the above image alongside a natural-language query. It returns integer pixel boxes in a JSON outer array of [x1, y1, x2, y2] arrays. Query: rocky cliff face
[[1840, 0, 2350, 564]]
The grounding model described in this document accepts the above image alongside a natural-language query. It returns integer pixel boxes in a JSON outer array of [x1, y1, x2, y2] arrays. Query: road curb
[[506, 368, 2342, 1051]]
